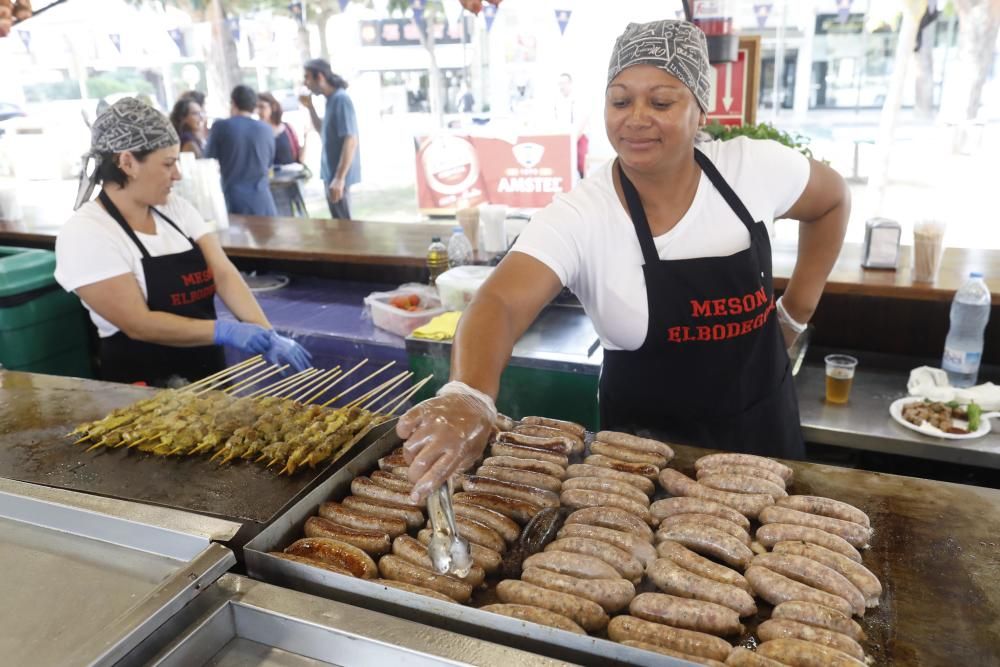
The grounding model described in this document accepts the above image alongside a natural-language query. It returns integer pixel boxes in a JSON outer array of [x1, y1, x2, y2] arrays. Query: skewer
[[344, 370, 410, 410], [361, 372, 413, 411], [228, 364, 290, 395], [187, 356, 266, 394], [320, 360, 395, 408], [302, 359, 368, 404], [380, 375, 434, 417], [285, 367, 342, 403], [181, 355, 263, 392], [297, 367, 344, 403], [193, 358, 269, 395], [269, 368, 328, 398], [244, 368, 318, 399]]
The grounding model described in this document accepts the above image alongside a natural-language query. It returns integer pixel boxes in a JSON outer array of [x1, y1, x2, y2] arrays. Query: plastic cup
[[480, 204, 508, 254], [824, 354, 858, 404], [912, 220, 946, 283], [456, 207, 480, 250]]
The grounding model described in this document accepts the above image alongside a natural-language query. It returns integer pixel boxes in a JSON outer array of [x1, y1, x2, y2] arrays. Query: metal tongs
[[426, 478, 472, 577]]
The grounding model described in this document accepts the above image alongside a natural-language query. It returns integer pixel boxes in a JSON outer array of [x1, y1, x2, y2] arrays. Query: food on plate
[[901, 398, 982, 434]]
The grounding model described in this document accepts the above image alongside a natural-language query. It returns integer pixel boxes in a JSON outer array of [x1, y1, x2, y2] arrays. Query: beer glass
[[824, 354, 858, 404]]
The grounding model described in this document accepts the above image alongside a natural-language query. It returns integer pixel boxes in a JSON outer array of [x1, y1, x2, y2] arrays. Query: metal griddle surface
[[0, 371, 377, 528]]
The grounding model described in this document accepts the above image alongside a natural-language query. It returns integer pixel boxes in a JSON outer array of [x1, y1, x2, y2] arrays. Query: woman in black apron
[[395, 19, 849, 502], [60, 97, 311, 387]]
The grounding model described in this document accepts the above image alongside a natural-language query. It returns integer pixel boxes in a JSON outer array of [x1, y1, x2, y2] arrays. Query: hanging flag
[[836, 0, 853, 23], [410, 0, 426, 33], [228, 17, 241, 42], [554, 9, 571, 36], [753, 2, 772, 29], [168, 28, 184, 53], [338, 0, 350, 10], [109, 33, 121, 53], [17, 29, 30, 52], [483, 4, 497, 32]]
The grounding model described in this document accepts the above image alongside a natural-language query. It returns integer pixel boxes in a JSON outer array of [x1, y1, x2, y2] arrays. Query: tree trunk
[[297, 22, 312, 63], [914, 14, 935, 118], [206, 0, 241, 116], [318, 9, 335, 61], [940, 0, 1000, 122], [415, 14, 444, 128]]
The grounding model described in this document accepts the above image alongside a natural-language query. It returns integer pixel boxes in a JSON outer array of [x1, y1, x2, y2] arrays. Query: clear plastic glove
[[398, 382, 496, 503], [213, 320, 272, 354], [264, 331, 312, 372]]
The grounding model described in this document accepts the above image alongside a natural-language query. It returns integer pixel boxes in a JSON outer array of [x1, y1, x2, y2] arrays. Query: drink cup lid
[[432, 236, 441, 242], [453, 226, 463, 233], [970, 271, 983, 278]]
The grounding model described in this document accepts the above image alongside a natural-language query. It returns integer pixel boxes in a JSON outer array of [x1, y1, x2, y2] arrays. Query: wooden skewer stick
[[285, 367, 342, 402], [193, 358, 269, 395], [344, 371, 410, 410], [304, 358, 367, 404], [320, 360, 395, 408], [245, 368, 317, 399], [297, 368, 349, 404], [181, 355, 263, 392], [361, 372, 413, 411], [269, 368, 328, 398], [380, 375, 434, 417], [228, 365, 290, 395]]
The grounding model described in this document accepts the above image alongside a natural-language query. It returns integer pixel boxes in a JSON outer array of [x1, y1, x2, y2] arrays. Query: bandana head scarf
[[74, 97, 179, 210], [607, 20, 712, 113]]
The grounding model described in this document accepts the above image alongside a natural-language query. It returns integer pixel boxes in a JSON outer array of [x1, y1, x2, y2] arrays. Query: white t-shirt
[[511, 137, 810, 351], [55, 193, 212, 338]]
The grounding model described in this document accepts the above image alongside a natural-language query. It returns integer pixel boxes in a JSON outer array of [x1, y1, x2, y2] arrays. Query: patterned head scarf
[[74, 97, 179, 210], [607, 20, 712, 113]]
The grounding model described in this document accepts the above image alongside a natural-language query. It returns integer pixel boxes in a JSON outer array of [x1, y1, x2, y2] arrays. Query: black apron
[[599, 149, 804, 459], [98, 191, 225, 387]]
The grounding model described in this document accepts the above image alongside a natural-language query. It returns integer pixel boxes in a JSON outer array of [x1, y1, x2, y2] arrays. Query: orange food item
[[389, 294, 424, 312]]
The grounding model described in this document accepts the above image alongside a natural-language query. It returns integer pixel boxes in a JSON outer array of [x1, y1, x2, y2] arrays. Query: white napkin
[[907, 366, 1000, 411]]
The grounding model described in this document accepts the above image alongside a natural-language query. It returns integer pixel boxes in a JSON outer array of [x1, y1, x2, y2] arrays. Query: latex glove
[[264, 331, 312, 372], [776, 296, 807, 352], [398, 381, 497, 503], [213, 320, 272, 354]]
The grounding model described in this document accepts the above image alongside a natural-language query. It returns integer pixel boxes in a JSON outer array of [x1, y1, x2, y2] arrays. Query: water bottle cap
[[453, 226, 463, 233], [970, 272, 983, 278], [431, 236, 441, 242]]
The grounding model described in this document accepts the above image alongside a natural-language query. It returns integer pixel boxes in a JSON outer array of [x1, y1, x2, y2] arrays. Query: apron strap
[[98, 191, 197, 259], [616, 161, 661, 267], [694, 148, 757, 233], [150, 206, 196, 245]]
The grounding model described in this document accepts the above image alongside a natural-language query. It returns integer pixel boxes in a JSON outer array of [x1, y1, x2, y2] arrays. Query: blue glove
[[213, 320, 272, 354], [264, 331, 313, 372]]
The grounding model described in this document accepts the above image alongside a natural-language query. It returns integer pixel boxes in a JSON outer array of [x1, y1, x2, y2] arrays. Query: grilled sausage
[[775, 496, 870, 528], [416, 528, 502, 575], [773, 541, 882, 607], [545, 536, 644, 584], [565, 463, 655, 495], [647, 558, 757, 617], [699, 473, 787, 498], [771, 601, 866, 641], [650, 497, 751, 530], [607, 615, 734, 662], [460, 475, 560, 509], [482, 455, 567, 480], [490, 442, 569, 467], [657, 524, 754, 570], [621, 641, 727, 667], [453, 491, 541, 525], [377, 450, 408, 471], [659, 469, 774, 519], [514, 424, 584, 453], [697, 464, 786, 489], [446, 515, 506, 553], [479, 604, 585, 634], [584, 454, 659, 480], [655, 540, 752, 594], [560, 489, 654, 524], [564, 506, 655, 543], [595, 431, 675, 459], [496, 579, 609, 631], [284, 537, 377, 579], [304, 516, 391, 556], [452, 499, 521, 543], [755, 524, 863, 562], [744, 566, 854, 617], [562, 475, 650, 505], [752, 552, 866, 616], [268, 552, 353, 577], [657, 513, 752, 547], [391, 535, 486, 587], [500, 506, 565, 579], [319, 501, 407, 538], [369, 578, 456, 604], [757, 619, 865, 661], [557, 522, 658, 568], [495, 413, 516, 432], [695, 453, 793, 482], [476, 465, 563, 494], [523, 549, 621, 580], [377, 554, 473, 603], [521, 415, 586, 438], [351, 476, 425, 508], [369, 470, 415, 495], [725, 646, 787, 666], [756, 638, 866, 667], [590, 441, 668, 468], [520, 566, 635, 613], [342, 495, 425, 529], [759, 506, 871, 549], [497, 431, 575, 456], [630, 592, 744, 636]]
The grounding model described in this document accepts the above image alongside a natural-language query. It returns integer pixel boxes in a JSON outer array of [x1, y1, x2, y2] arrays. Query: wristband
[[437, 381, 498, 424], [776, 296, 808, 335]]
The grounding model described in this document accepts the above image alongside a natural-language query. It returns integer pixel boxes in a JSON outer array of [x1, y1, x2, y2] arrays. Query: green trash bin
[[0, 246, 93, 377]]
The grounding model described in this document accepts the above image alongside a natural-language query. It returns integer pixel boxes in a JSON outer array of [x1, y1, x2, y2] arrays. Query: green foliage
[[86, 72, 156, 99], [703, 121, 815, 159], [24, 80, 82, 103]]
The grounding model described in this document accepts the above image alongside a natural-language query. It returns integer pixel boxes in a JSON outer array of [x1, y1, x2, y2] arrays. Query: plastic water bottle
[[942, 272, 991, 387], [447, 226, 474, 268], [426, 236, 449, 286]]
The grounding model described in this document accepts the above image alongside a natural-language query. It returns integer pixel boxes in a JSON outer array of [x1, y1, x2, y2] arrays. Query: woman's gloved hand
[[264, 331, 312, 372], [398, 381, 497, 503], [213, 320, 272, 354]]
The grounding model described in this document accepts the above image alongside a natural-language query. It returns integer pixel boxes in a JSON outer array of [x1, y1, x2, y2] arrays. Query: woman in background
[[257, 92, 300, 166], [169, 97, 206, 158]]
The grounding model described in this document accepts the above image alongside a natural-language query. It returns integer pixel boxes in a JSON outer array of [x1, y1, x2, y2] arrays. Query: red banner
[[706, 47, 748, 127], [414, 133, 573, 213]]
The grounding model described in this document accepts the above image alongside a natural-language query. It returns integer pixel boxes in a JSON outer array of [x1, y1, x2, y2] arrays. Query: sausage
[[318, 501, 407, 538], [342, 495, 425, 529], [744, 566, 854, 617], [773, 541, 882, 607], [697, 464, 786, 489], [460, 475, 560, 509], [695, 453, 794, 482], [699, 473, 787, 498], [453, 491, 541, 525], [725, 646, 787, 666], [564, 506, 655, 543], [514, 423, 584, 453], [268, 552, 353, 577], [659, 469, 774, 519], [447, 515, 507, 553], [776, 496, 870, 528], [565, 463, 655, 495], [771, 601, 866, 642], [756, 638, 867, 667], [490, 442, 569, 467], [621, 640, 727, 666], [369, 578, 456, 604], [482, 455, 567, 480], [520, 566, 635, 613], [607, 615, 734, 662], [284, 537, 377, 579], [377, 554, 473, 603], [416, 528, 502, 575], [497, 431, 575, 456], [557, 522, 658, 568], [521, 415, 586, 438], [595, 430, 675, 460], [476, 465, 563, 494], [452, 499, 521, 543], [630, 592, 744, 636], [647, 558, 757, 617], [590, 441, 668, 468], [560, 489, 654, 525], [656, 540, 752, 594], [495, 413, 516, 432], [657, 513, 752, 547], [351, 477, 425, 509], [479, 603, 585, 635], [369, 470, 415, 495], [377, 450, 408, 471], [757, 619, 865, 661], [583, 454, 659, 480], [500, 506, 565, 579], [650, 497, 751, 530], [755, 524, 863, 562], [392, 535, 486, 588], [752, 552, 866, 616], [544, 536, 644, 583], [304, 516, 391, 556], [759, 505, 871, 549], [496, 579, 609, 631], [523, 549, 621, 580], [657, 524, 754, 570], [562, 475, 650, 505]]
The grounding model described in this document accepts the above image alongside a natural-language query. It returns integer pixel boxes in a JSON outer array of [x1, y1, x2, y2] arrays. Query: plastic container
[[447, 226, 473, 268], [364, 285, 446, 338], [435, 265, 494, 311], [427, 237, 448, 286], [942, 272, 991, 387]]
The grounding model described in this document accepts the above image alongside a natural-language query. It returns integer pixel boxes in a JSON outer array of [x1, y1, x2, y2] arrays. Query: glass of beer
[[825, 354, 858, 404]]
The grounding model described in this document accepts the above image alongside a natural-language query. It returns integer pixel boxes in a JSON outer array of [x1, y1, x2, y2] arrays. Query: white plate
[[889, 397, 995, 440]]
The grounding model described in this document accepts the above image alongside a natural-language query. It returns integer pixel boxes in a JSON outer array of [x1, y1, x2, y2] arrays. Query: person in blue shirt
[[300, 59, 361, 219], [205, 86, 277, 216]]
